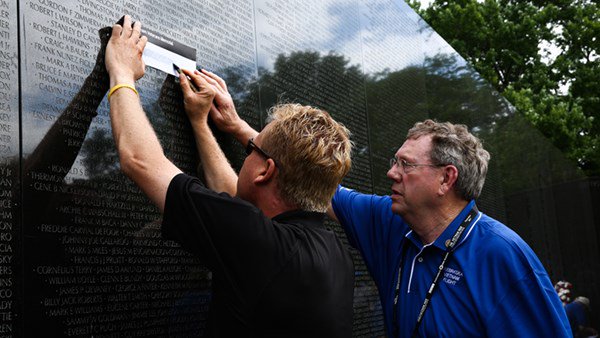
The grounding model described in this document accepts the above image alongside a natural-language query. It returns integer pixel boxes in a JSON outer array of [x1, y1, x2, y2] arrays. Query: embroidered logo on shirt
[[442, 267, 463, 286]]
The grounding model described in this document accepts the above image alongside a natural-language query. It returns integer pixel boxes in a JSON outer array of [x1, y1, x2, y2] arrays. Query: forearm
[[229, 119, 259, 146], [109, 81, 181, 211], [191, 121, 238, 194]]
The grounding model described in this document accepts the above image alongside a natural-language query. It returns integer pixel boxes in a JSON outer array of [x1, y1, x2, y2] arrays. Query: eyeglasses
[[246, 138, 278, 167], [389, 156, 445, 174]]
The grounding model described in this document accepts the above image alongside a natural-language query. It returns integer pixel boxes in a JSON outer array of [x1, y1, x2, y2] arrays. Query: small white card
[[142, 28, 197, 76]]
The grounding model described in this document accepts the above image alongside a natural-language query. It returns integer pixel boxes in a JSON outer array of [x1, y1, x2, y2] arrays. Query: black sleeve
[[162, 173, 297, 290]]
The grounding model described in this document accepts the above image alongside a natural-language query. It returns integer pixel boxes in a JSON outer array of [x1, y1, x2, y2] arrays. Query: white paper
[[143, 41, 197, 76]]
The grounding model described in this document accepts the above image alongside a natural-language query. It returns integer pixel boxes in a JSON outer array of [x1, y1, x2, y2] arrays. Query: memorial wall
[[1, 0, 598, 335]]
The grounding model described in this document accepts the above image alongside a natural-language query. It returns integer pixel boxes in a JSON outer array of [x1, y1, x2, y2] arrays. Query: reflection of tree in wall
[[358, 51, 583, 201], [20, 26, 208, 336], [253, 51, 363, 111], [81, 129, 118, 178], [223, 50, 583, 200], [243, 51, 374, 196]]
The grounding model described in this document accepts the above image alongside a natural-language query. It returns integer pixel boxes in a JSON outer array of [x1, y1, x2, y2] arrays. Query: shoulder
[[167, 173, 211, 195], [468, 214, 547, 276], [167, 173, 255, 209]]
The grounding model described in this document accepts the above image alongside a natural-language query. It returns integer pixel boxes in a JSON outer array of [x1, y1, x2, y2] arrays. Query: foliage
[[409, 0, 600, 176]]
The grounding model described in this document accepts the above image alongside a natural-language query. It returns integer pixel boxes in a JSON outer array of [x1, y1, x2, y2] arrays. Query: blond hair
[[261, 104, 352, 212], [407, 119, 490, 200]]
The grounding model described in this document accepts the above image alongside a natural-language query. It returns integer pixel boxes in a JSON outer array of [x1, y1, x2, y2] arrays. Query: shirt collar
[[431, 200, 477, 251], [405, 200, 477, 251], [272, 209, 326, 228]]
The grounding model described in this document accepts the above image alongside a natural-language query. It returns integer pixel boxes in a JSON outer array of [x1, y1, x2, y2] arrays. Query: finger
[[122, 15, 133, 37], [210, 103, 219, 116], [132, 21, 142, 40], [138, 35, 148, 52], [198, 72, 219, 88], [111, 23, 123, 39], [209, 104, 223, 121], [192, 71, 215, 94], [202, 69, 227, 91], [182, 69, 205, 92], [178, 72, 194, 98]]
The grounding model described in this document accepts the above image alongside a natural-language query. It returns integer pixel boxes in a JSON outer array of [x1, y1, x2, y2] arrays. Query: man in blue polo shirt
[[328, 120, 571, 337]]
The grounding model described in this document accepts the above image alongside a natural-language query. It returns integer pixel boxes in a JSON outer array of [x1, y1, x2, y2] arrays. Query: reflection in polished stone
[[8, 0, 599, 335], [0, 0, 18, 334]]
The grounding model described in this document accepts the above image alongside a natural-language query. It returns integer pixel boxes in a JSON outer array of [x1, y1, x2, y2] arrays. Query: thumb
[[178, 72, 193, 98], [210, 103, 220, 117]]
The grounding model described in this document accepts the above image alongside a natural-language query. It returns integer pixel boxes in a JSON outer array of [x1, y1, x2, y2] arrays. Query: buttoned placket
[[402, 207, 482, 295], [407, 242, 433, 294]]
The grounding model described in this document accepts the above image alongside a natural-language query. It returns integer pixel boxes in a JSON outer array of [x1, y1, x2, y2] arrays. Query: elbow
[[118, 149, 147, 180]]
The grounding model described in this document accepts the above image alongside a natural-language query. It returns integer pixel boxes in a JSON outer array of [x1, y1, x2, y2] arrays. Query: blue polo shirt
[[332, 186, 571, 337]]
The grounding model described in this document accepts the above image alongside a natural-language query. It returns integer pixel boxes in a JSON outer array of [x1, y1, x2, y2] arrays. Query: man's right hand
[[179, 69, 216, 126]]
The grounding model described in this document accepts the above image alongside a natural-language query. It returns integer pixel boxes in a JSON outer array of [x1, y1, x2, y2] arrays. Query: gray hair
[[407, 119, 490, 200]]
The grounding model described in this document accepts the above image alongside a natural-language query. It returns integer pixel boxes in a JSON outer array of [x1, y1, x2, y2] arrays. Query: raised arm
[[23, 26, 112, 216], [105, 15, 181, 212], [178, 69, 237, 194], [199, 69, 258, 144]]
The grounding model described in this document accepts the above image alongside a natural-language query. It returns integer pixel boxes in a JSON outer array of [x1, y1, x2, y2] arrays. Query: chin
[[390, 203, 406, 216]]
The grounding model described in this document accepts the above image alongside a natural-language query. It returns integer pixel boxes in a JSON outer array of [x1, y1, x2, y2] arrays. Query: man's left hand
[[105, 15, 147, 86]]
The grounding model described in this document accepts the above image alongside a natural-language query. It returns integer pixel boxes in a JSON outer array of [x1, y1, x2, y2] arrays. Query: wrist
[[109, 73, 136, 88], [233, 121, 257, 143], [190, 116, 210, 130], [229, 120, 246, 137]]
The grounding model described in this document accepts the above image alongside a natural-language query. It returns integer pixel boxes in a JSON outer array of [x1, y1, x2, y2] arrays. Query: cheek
[[236, 175, 249, 200], [405, 177, 431, 195], [235, 163, 248, 195]]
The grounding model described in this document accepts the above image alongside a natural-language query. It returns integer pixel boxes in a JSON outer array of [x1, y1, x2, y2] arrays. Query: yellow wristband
[[108, 84, 138, 100]]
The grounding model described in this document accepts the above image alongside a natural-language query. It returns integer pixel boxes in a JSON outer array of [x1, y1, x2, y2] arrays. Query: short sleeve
[[478, 228, 571, 337], [485, 271, 571, 337], [162, 174, 295, 290], [331, 185, 408, 280]]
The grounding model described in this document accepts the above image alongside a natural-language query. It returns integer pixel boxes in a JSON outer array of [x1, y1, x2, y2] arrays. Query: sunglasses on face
[[246, 138, 278, 167]]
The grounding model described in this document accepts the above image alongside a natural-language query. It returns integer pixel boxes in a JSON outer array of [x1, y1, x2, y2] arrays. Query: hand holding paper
[[105, 15, 147, 87]]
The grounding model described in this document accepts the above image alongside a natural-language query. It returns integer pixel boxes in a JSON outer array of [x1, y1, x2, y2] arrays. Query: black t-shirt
[[162, 173, 354, 337]]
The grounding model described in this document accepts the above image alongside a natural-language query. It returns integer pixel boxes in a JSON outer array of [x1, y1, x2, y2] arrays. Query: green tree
[[409, 0, 599, 176]]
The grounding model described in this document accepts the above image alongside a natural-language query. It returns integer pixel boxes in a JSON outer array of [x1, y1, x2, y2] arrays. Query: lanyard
[[391, 207, 479, 338]]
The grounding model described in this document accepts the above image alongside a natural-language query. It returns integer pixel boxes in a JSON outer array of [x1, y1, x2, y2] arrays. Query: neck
[[411, 200, 469, 244], [255, 188, 298, 218], [261, 201, 297, 218]]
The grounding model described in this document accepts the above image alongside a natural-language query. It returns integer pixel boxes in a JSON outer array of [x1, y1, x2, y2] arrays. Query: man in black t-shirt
[[105, 16, 354, 337]]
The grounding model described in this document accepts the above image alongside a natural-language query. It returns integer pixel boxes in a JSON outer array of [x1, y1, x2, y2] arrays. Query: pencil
[[173, 63, 199, 92]]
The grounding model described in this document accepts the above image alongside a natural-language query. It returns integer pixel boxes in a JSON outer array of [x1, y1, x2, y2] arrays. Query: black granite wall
[[0, 0, 597, 336]]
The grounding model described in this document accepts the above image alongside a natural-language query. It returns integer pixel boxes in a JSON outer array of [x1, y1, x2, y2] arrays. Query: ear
[[253, 158, 277, 185], [438, 165, 458, 196]]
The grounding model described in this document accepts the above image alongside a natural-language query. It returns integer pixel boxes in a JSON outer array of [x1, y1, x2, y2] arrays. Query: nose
[[387, 166, 401, 182]]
